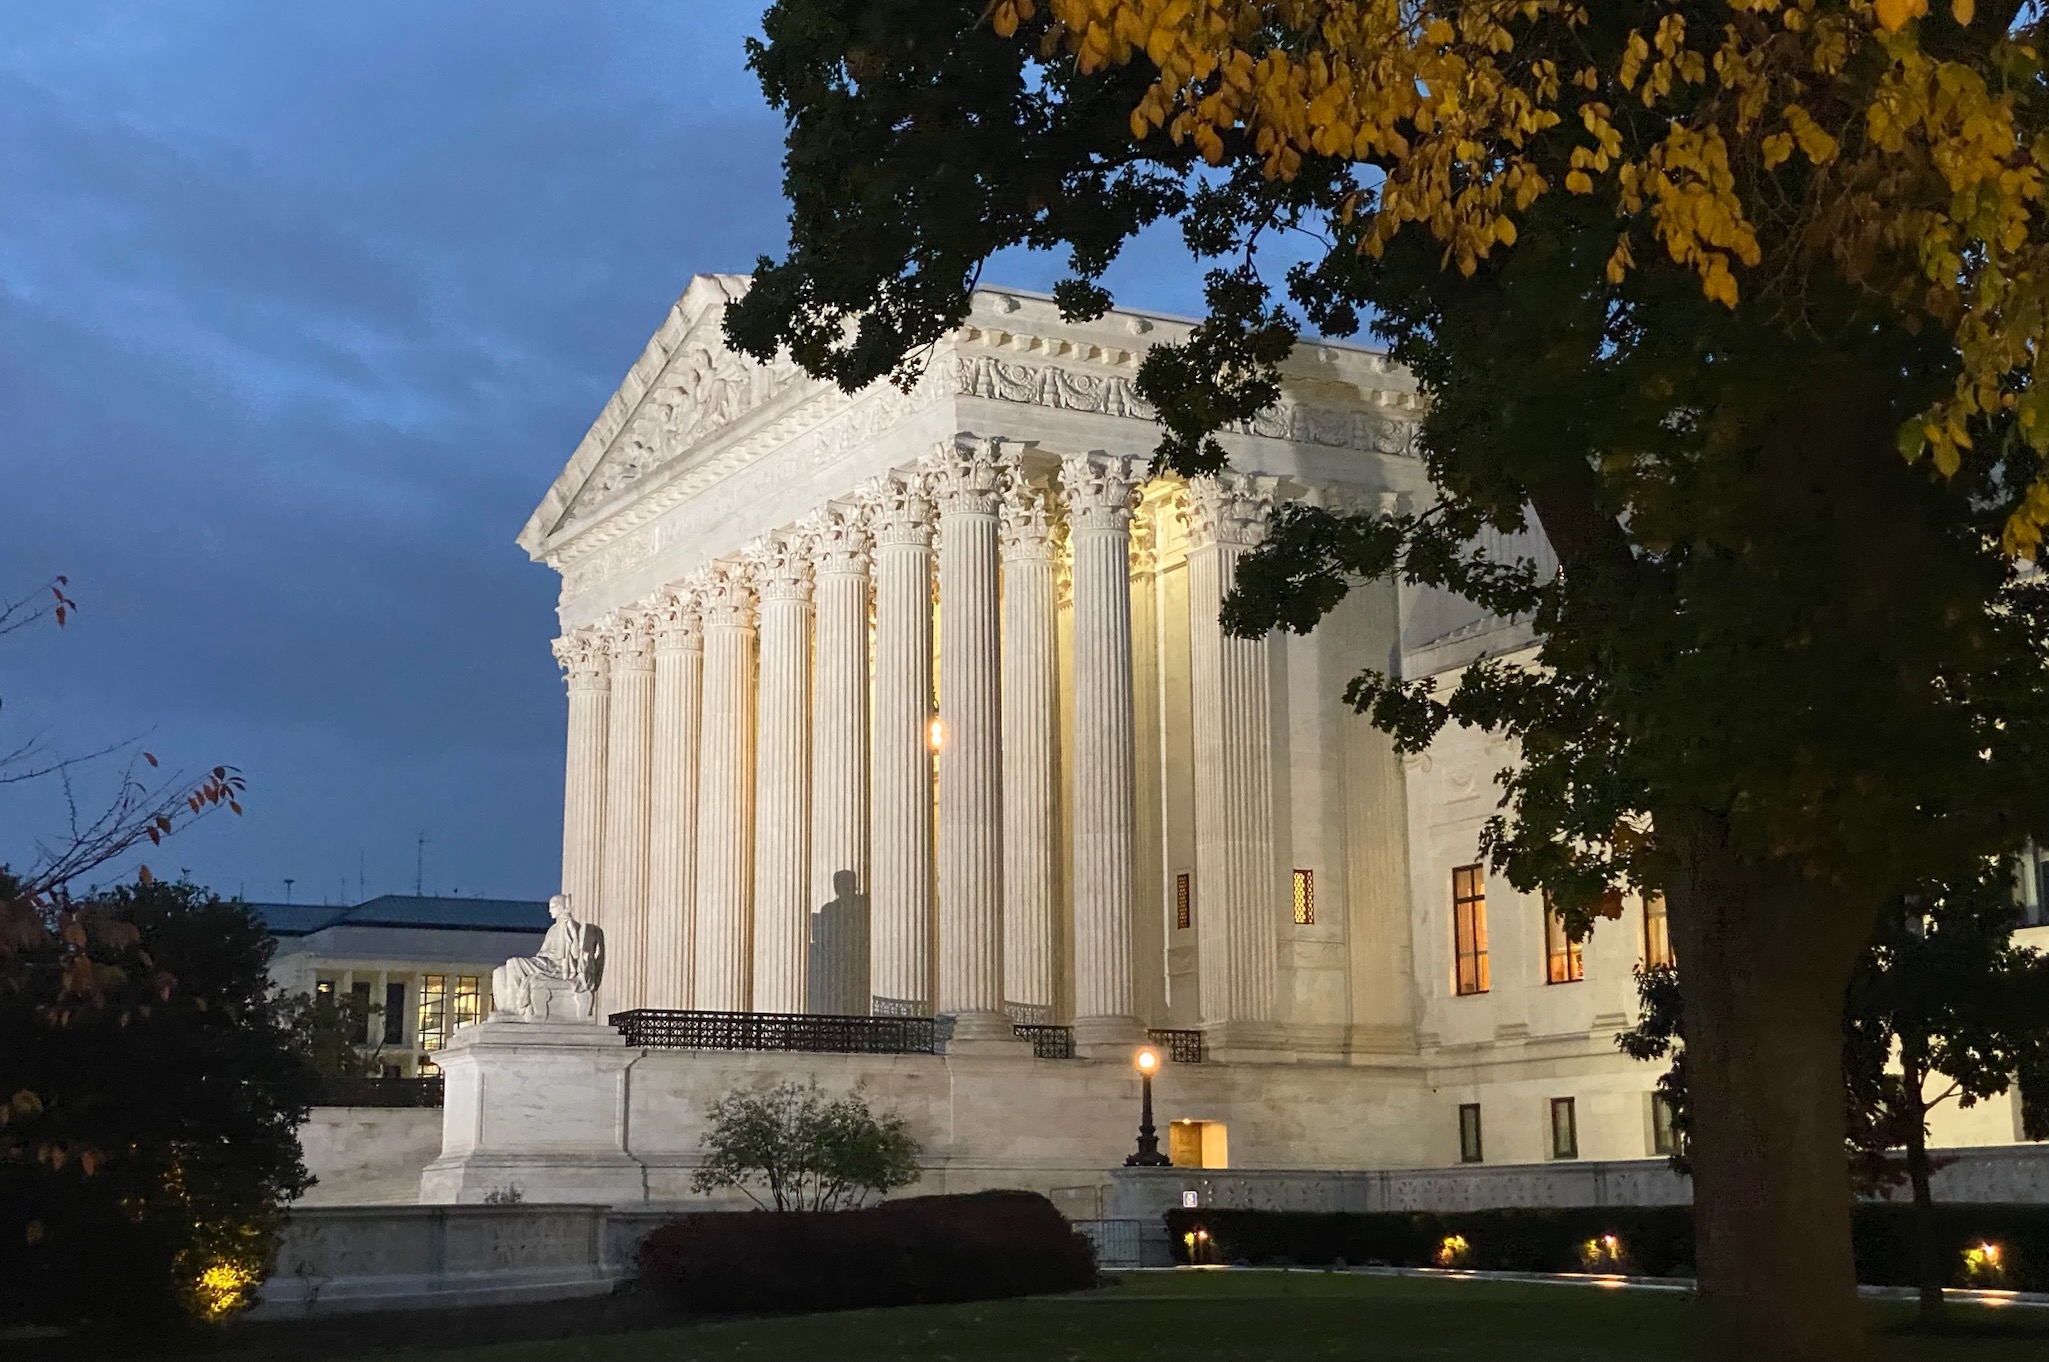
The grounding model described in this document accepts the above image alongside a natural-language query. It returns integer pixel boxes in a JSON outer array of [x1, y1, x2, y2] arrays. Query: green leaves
[[692, 1079, 921, 1212]]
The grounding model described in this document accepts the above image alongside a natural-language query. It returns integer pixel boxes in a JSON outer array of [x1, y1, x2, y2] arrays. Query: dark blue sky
[[0, 2, 1227, 904]]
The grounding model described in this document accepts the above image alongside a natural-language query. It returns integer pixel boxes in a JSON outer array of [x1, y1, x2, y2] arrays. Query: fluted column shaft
[[934, 442, 1007, 1032], [1060, 453, 1144, 1047], [644, 593, 703, 1011], [809, 507, 872, 1015], [553, 629, 610, 956], [1186, 474, 1280, 1025], [869, 476, 937, 1015], [599, 611, 655, 1016], [751, 537, 814, 1015], [693, 565, 757, 1011], [1000, 480, 1060, 1020]]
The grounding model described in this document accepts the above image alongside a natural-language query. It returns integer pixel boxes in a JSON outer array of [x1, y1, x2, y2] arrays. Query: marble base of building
[[416, 1018, 1431, 1205]]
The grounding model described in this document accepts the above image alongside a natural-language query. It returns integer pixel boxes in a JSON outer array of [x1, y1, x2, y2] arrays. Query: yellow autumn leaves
[[1001, 0, 2049, 557]]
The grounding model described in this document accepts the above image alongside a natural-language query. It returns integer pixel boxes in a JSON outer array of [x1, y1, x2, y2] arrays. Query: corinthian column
[[999, 474, 1060, 1022], [599, 608, 655, 1017], [693, 562, 757, 1012], [808, 504, 871, 1015], [1059, 452, 1145, 1054], [1185, 473, 1281, 1034], [750, 533, 814, 1015], [868, 473, 936, 1016], [932, 438, 1012, 1046], [552, 627, 610, 958], [644, 589, 703, 1011]]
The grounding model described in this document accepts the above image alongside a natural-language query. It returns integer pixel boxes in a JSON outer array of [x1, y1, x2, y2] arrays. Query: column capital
[[930, 435, 1007, 518], [807, 502, 873, 577], [604, 607, 656, 673], [552, 628, 611, 692], [1058, 452, 1142, 534], [747, 531, 816, 603], [1185, 472, 1280, 550], [650, 587, 703, 653], [1129, 507, 1158, 575], [699, 560, 757, 629], [999, 477, 1059, 563], [867, 471, 936, 548]]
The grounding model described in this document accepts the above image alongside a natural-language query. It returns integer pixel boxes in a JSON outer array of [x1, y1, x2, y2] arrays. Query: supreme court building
[[418, 274, 2040, 1203]]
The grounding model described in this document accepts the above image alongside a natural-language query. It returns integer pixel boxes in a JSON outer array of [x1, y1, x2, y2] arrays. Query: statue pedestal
[[418, 1019, 646, 1205]]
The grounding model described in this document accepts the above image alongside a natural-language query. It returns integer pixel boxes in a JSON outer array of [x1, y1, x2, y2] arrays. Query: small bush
[[637, 1190, 1098, 1316], [1163, 1203, 2049, 1290]]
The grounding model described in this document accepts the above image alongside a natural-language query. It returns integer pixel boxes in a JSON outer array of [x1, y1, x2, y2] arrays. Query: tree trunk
[[1668, 812, 1878, 1362], [1900, 1050, 1944, 1323]]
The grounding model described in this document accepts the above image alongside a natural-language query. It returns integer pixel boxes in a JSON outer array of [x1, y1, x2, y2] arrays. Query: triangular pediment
[[518, 274, 814, 557]]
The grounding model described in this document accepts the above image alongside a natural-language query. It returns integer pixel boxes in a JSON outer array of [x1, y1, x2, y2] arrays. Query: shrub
[[692, 1079, 921, 1210], [1163, 1203, 2049, 1291], [637, 1189, 1098, 1315]]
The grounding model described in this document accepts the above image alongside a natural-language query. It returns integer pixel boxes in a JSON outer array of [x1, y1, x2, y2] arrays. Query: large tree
[[725, 4, 2049, 1358]]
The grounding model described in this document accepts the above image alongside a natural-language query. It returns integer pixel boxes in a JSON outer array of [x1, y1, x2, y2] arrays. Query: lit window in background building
[[1544, 896, 1585, 984], [418, 974, 448, 1052], [1292, 869, 1315, 926], [1642, 893, 1676, 969], [1453, 865, 1490, 995], [453, 975, 484, 1030]]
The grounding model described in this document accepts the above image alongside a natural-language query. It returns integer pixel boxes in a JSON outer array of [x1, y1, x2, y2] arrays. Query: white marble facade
[[509, 275, 2044, 1175], [518, 274, 1434, 1062]]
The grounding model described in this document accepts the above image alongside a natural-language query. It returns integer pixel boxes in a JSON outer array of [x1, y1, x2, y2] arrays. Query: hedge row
[[1163, 1203, 2049, 1291], [637, 1190, 1098, 1315]]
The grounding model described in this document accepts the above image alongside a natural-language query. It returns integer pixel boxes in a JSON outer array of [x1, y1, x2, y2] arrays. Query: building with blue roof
[[254, 894, 549, 1076]]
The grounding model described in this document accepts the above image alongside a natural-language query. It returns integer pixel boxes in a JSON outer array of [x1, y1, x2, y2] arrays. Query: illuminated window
[[1642, 893, 1676, 969], [1168, 1119, 1229, 1169], [1550, 1097, 1579, 1160], [1651, 1093, 1682, 1156], [1175, 872, 1192, 931], [417, 974, 448, 1052], [1458, 1104, 1484, 1164], [1453, 865, 1490, 995], [383, 982, 406, 1046], [1543, 895, 1584, 984], [314, 978, 336, 1001], [1292, 869, 1315, 926], [453, 975, 483, 1030]]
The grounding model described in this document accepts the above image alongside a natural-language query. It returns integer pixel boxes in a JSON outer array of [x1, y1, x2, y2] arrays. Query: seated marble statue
[[492, 893, 605, 1022]]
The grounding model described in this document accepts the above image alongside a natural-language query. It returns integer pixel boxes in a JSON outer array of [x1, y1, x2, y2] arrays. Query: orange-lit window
[[1292, 869, 1315, 926], [1642, 893, 1676, 969], [1544, 895, 1584, 984], [1453, 866, 1490, 995]]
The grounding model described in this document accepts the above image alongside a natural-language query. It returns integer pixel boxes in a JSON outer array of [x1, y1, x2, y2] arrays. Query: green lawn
[[366, 1270, 2048, 1362]]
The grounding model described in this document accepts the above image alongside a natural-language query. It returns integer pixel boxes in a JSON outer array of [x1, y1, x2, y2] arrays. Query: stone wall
[[1106, 1145, 2049, 1223], [254, 1205, 616, 1318], [298, 1106, 445, 1206]]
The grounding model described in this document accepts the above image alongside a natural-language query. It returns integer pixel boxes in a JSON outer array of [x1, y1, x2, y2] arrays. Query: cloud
[[0, 1, 785, 899]]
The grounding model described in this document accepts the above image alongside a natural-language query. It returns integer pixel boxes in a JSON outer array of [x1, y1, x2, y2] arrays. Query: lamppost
[[1124, 1046, 1171, 1167]]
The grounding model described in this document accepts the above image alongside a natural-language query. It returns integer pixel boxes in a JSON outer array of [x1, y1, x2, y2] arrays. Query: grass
[[361, 1269, 2049, 1362]]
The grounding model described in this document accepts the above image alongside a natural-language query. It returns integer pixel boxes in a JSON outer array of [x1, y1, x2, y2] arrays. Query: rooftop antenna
[[415, 831, 429, 897], [283, 877, 295, 904]]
